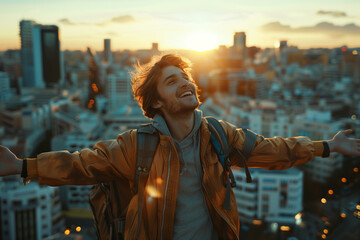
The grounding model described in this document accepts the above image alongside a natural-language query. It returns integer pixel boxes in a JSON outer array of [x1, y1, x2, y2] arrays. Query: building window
[[262, 194, 269, 201], [15, 208, 36, 240], [262, 204, 269, 213], [263, 186, 277, 191], [12, 200, 22, 206], [263, 178, 276, 183]]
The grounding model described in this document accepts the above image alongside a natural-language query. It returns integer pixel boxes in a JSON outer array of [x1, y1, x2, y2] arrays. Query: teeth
[[180, 91, 192, 97]]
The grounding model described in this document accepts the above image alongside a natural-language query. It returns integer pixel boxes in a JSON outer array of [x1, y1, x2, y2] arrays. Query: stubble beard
[[161, 94, 199, 117]]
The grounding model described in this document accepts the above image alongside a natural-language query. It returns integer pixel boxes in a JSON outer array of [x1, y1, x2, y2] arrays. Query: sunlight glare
[[184, 30, 219, 52], [146, 185, 161, 198]]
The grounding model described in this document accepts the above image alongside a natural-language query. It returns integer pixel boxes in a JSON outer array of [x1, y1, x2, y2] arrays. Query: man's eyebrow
[[164, 74, 176, 82]]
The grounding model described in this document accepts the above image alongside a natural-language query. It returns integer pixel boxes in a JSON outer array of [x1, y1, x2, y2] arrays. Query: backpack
[[88, 117, 257, 240]]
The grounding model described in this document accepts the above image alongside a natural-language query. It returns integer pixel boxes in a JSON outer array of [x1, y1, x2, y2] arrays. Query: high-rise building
[[20, 21, 61, 88], [33, 25, 61, 88], [275, 40, 288, 65], [233, 168, 303, 226], [103, 39, 112, 63], [0, 178, 64, 240], [232, 32, 247, 60], [20, 20, 36, 88], [106, 71, 132, 110], [0, 72, 12, 102], [324, 64, 341, 85], [151, 42, 160, 55], [152, 42, 159, 52]]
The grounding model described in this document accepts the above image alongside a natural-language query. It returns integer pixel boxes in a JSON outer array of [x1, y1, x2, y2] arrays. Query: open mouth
[[179, 91, 193, 98]]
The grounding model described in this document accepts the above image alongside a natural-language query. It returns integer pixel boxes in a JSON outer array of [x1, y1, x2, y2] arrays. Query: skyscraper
[[20, 21, 60, 88], [103, 39, 112, 63], [232, 32, 247, 60], [33, 25, 61, 88], [275, 40, 288, 65], [20, 20, 36, 88]]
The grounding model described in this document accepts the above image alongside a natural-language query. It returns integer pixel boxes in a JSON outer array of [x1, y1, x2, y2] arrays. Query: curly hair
[[131, 54, 197, 119]]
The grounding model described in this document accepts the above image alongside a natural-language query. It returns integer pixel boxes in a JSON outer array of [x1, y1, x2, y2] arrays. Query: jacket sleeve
[[220, 120, 325, 170], [26, 129, 137, 186]]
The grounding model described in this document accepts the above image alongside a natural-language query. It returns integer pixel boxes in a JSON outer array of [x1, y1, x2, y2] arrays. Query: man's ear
[[152, 99, 163, 109]]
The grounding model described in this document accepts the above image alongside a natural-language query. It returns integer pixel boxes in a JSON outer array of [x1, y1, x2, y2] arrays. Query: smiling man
[[1, 54, 360, 240]]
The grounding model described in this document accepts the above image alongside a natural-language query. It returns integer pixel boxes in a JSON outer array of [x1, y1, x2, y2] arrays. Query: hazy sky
[[1, 0, 360, 51]]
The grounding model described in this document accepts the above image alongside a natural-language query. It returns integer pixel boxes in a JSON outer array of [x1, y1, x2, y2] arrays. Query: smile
[[179, 91, 193, 98]]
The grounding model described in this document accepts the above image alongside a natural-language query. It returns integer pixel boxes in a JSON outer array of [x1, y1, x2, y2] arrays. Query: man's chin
[[169, 105, 198, 116]]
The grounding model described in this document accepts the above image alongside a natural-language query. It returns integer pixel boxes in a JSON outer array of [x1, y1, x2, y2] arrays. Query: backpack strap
[[239, 129, 257, 183], [206, 117, 236, 210], [134, 123, 159, 240], [242, 129, 257, 160], [205, 117, 258, 210], [206, 117, 230, 166]]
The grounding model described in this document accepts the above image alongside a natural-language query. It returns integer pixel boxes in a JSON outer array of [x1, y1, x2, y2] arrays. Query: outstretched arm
[[327, 129, 360, 156], [221, 119, 360, 170], [0, 130, 138, 185], [0, 146, 23, 176]]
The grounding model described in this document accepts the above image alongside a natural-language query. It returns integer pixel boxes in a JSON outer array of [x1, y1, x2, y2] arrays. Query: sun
[[184, 30, 220, 52]]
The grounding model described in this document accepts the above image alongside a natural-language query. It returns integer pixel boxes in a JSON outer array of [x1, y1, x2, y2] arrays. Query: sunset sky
[[1, 0, 360, 51]]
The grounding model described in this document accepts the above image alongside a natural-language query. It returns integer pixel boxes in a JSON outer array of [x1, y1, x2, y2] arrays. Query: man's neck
[[162, 111, 195, 142]]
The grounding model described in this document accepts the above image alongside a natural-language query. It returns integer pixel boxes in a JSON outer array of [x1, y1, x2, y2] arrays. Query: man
[[1, 54, 360, 240]]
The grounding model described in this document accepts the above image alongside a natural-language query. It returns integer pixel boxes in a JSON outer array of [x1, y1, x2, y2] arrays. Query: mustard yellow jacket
[[27, 118, 324, 240]]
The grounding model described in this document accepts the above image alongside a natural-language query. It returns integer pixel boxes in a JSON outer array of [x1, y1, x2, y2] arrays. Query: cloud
[[317, 10, 347, 18], [106, 32, 118, 37], [58, 15, 135, 26], [261, 21, 360, 37], [59, 18, 75, 25], [110, 15, 135, 23]]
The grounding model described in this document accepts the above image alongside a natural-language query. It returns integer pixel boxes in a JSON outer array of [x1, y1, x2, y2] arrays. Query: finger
[[343, 129, 354, 136]]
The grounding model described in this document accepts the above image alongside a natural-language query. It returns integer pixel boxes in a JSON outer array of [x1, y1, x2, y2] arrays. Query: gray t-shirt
[[153, 110, 218, 240]]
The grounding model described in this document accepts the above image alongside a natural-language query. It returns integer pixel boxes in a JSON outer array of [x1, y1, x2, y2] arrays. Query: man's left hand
[[328, 129, 360, 156]]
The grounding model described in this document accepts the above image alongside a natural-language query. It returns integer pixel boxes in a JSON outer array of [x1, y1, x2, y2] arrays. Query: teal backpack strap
[[134, 123, 159, 240], [232, 129, 257, 183], [206, 117, 236, 210], [242, 129, 257, 160], [206, 117, 258, 210]]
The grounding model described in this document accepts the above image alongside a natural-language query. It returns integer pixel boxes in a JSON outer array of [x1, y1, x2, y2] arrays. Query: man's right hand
[[0, 145, 23, 176]]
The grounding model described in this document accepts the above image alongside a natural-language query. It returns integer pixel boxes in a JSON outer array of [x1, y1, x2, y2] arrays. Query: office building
[[103, 39, 112, 63], [106, 70, 132, 110], [233, 168, 303, 225], [232, 32, 247, 60], [20, 20, 36, 88], [0, 178, 64, 240], [20, 21, 61, 88], [0, 72, 12, 102], [33, 25, 61, 88], [275, 40, 288, 65]]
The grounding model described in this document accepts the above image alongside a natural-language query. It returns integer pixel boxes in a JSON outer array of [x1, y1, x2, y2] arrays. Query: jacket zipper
[[201, 142, 239, 240], [161, 143, 171, 240]]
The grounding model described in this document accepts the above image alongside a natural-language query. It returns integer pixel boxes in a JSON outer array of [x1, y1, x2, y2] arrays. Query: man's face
[[154, 65, 199, 117]]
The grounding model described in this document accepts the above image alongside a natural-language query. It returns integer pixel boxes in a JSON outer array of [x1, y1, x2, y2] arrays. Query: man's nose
[[179, 77, 191, 87]]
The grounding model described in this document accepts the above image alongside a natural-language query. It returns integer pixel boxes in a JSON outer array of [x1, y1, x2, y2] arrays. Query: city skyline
[[1, 0, 360, 51]]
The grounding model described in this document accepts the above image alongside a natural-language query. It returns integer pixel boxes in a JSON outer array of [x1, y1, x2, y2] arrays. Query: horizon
[[1, 0, 360, 51]]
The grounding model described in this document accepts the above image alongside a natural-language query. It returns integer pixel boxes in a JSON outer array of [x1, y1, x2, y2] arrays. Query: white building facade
[[0, 178, 64, 240], [233, 168, 303, 226]]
